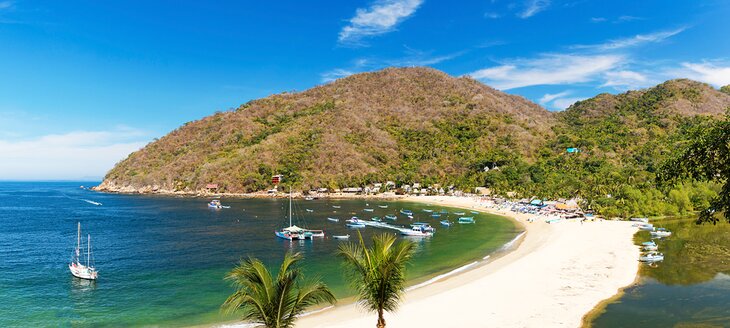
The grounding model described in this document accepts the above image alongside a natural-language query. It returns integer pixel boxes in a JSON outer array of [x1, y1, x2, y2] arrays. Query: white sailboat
[[69, 222, 98, 280], [275, 188, 324, 240]]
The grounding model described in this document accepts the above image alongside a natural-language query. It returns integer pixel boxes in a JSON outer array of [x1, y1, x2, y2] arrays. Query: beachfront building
[[342, 187, 362, 194]]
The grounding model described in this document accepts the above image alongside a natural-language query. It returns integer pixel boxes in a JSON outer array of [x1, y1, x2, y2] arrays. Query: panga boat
[[422, 209, 433, 213], [69, 222, 98, 280], [364, 208, 374, 212], [208, 199, 223, 208], [378, 205, 388, 208], [650, 229, 672, 238], [400, 225, 434, 237], [440, 220, 452, 227], [453, 212, 466, 216], [400, 209, 413, 216], [470, 211, 479, 214], [639, 252, 664, 262], [306, 209, 314, 212], [327, 217, 339, 222], [458, 217, 475, 224], [641, 241, 656, 247], [431, 213, 441, 218], [639, 223, 654, 231], [643, 244, 658, 251], [333, 235, 350, 240], [332, 205, 341, 209], [370, 217, 382, 222], [384, 214, 397, 220]]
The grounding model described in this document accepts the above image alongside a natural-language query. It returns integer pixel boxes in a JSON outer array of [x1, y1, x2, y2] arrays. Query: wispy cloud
[[601, 70, 651, 89], [672, 62, 730, 87], [485, 12, 501, 19], [0, 1, 13, 10], [320, 48, 463, 83], [590, 17, 606, 23], [321, 69, 357, 83], [467, 54, 623, 90], [518, 0, 550, 19], [339, 0, 424, 46], [573, 27, 687, 51], [0, 128, 150, 180], [551, 96, 586, 110], [539, 91, 571, 105], [615, 15, 643, 23]]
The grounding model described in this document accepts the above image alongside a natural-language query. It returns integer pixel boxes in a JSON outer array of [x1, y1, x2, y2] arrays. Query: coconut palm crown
[[222, 252, 336, 328], [337, 232, 416, 328]]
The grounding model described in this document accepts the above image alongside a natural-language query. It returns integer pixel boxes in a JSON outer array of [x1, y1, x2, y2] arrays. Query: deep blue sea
[[0, 181, 520, 327]]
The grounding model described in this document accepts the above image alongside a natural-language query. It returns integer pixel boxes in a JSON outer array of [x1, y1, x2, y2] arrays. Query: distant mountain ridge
[[95, 67, 730, 201]]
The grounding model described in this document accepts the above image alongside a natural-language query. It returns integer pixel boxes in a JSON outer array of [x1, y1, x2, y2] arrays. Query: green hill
[[96, 68, 730, 217]]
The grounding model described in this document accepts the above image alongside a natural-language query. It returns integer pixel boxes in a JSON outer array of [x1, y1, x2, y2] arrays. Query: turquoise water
[[0, 182, 521, 327], [590, 218, 730, 327]]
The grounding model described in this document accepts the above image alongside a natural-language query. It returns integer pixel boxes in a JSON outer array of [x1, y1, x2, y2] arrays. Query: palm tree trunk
[[376, 308, 386, 328]]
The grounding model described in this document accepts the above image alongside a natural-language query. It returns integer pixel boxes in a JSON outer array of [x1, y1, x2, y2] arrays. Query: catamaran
[[69, 222, 98, 280], [275, 189, 324, 240]]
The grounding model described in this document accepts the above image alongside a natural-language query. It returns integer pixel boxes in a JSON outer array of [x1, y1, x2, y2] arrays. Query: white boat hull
[[69, 263, 98, 280]]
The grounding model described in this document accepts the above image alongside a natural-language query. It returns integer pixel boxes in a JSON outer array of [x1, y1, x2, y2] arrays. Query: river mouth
[[0, 182, 522, 327], [587, 217, 730, 328]]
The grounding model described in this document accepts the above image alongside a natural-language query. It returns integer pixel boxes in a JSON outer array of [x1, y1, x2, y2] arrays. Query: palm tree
[[222, 252, 336, 328], [337, 232, 416, 328]]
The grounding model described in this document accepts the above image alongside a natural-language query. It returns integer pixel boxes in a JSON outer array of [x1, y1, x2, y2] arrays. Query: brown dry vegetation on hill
[[99, 67, 555, 193]]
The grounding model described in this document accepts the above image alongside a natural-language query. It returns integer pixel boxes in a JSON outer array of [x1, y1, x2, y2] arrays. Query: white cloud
[[339, 0, 424, 45], [518, 0, 550, 19], [321, 69, 356, 83], [574, 27, 687, 51], [0, 128, 150, 180], [551, 97, 586, 110], [590, 17, 606, 23], [539, 91, 571, 105], [615, 15, 643, 23], [601, 70, 651, 89], [467, 54, 623, 90], [675, 62, 730, 87]]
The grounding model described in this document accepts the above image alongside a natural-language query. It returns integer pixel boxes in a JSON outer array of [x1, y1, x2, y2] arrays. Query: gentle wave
[[499, 231, 526, 252], [406, 261, 479, 291]]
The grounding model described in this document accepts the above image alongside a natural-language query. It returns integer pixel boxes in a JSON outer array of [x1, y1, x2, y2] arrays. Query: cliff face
[[97, 68, 729, 195]]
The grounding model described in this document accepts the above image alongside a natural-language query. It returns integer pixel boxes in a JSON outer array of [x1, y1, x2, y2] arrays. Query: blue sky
[[1, 0, 729, 180]]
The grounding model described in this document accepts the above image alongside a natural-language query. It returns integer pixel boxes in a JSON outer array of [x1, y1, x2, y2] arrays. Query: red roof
[[206, 184, 218, 189]]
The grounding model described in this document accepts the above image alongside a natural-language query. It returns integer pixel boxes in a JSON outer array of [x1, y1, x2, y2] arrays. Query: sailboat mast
[[289, 186, 292, 227], [87, 234, 91, 267], [76, 222, 81, 261]]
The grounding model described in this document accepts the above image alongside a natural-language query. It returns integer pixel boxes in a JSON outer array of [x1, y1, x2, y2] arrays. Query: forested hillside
[[96, 68, 730, 218]]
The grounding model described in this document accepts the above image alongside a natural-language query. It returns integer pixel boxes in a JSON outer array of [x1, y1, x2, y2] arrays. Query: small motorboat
[[332, 205, 341, 209], [400, 226, 434, 237], [639, 223, 654, 231], [306, 209, 314, 213], [458, 217, 475, 224], [439, 209, 448, 214], [431, 213, 441, 218], [364, 208, 374, 212], [304, 197, 314, 201], [384, 214, 397, 220], [371, 217, 382, 222], [453, 212, 466, 216], [639, 252, 664, 262], [411, 223, 435, 232], [470, 211, 479, 214], [440, 220, 452, 227], [327, 217, 339, 222], [641, 241, 656, 247], [208, 199, 223, 208], [346, 222, 366, 228], [423, 209, 433, 213], [333, 235, 350, 240], [650, 229, 672, 238], [643, 244, 658, 251], [378, 205, 388, 208], [400, 209, 413, 216]]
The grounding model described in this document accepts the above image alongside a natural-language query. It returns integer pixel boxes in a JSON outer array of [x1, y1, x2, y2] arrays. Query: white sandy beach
[[294, 195, 640, 328]]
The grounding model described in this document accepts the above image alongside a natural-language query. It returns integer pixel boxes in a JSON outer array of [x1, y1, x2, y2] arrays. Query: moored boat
[[423, 209, 433, 213], [639, 252, 664, 262], [453, 212, 466, 216], [643, 244, 658, 251], [400, 209, 413, 216], [208, 199, 223, 208], [327, 217, 339, 222], [650, 228, 672, 238], [384, 214, 397, 220], [333, 235, 350, 240], [458, 217, 475, 224], [400, 225, 434, 237], [69, 222, 98, 280], [440, 220, 452, 227], [332, 205, 341, 209], [364, 208, 374, 212], [470, 211, 479, 214], [431, 213, 441, 218], [378, 205, 388, 208]]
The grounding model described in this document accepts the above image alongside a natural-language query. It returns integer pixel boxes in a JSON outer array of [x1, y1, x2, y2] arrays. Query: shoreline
[[292, 195, 640, 328]]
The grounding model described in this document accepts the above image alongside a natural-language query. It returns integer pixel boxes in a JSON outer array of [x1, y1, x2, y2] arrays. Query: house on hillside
[[205, 184, 219, 192]]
